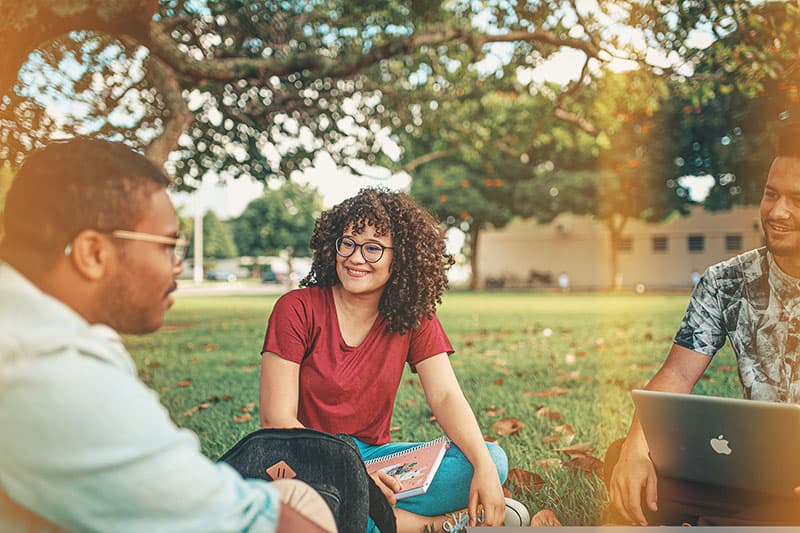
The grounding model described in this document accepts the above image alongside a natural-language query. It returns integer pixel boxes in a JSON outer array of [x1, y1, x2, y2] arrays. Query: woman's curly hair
[[301, 187, 454, 334]]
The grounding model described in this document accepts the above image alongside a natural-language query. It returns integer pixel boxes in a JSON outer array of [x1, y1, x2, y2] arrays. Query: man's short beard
[[764, 229, 800, 257]]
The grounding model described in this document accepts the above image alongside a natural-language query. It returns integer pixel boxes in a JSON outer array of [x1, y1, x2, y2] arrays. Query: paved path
[[175, 281, 289, 297]]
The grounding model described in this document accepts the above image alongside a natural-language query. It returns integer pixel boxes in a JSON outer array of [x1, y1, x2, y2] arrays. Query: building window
[[688, 234, 705, 253], [726, 234, 743, 252], [617, 236, 633, 252], [652, 235, 668, 253]]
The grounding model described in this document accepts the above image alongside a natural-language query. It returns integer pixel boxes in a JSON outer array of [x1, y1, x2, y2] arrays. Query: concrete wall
[[476, 206, 764, 289]]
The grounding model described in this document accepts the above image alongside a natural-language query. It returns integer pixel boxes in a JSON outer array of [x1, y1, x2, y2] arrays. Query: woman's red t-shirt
[[262, 286, 453, 445]]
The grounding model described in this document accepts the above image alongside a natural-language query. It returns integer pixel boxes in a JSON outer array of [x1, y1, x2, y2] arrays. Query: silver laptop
[[632, 389, 800, 495]]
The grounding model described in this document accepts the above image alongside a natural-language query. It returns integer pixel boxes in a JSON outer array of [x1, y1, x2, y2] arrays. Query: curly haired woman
[[259, 188, 521, 532]]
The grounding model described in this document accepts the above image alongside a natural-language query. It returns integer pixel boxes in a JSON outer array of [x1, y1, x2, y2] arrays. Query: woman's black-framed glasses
[[335, 236, 393, 263]]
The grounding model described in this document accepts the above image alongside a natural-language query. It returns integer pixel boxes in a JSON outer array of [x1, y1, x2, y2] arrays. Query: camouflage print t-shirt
[[675, 247, 800, 402]]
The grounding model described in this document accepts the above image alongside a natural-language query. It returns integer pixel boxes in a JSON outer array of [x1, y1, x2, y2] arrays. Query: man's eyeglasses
[[111, 230, 188, 262], [335, 236, 393, 264], [64, 230, 189, 262]]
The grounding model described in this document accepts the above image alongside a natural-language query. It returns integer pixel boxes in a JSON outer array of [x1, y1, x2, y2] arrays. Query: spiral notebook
[[364, 438, 450, 500]]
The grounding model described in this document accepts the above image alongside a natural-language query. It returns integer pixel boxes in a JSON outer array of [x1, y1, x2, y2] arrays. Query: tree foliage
[[185, 211, 237, 259], [4, 0, 786, 185], [232, 181, 322, 258]]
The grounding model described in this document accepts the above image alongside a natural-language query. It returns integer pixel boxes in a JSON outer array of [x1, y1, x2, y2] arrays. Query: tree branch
[[402, 150, 454, 172], [0, 0, 157, 95], [140, 48, 193, 166], [478, 30, 600, 59], [554, 106, 598, 135]]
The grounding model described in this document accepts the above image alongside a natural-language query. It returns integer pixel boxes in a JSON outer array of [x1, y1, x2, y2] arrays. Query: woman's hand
[[468, 463, 505, 526], [369, 470, 402, 507]]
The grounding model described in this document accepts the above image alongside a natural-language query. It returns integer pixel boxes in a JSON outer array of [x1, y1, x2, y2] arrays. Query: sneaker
[[441, 505, 484, 532], [504, 497, 531, 526]]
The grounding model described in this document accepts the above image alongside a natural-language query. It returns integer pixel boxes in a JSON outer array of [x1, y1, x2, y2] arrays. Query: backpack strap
[[367, 476, 397, 533], [333, 434, 397, 533]]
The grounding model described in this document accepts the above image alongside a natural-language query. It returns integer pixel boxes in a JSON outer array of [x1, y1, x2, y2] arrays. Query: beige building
[[476, 206, 764, 290]]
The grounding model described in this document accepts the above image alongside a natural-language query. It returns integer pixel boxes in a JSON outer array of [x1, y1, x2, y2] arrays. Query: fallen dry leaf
[[542, 434, 562, 444], [222, 395, 232, 401], [493, 358, 507, 367], [191, 356, 200, 364], [483, 406, 507, 417], [429, 415, 438, 424], [504, 468, 545, 494], [389, 426, 400, 432], [530, 509, 562, 527], [717, 365, 735, 372], [565, 455, 604, 477], [241, 402, 256, 412], [553, 424, 576, 445], [204, 343, 219, 351], [493, 378, 504, 386], [535, 458, 563, 469], [176, 379, 192, 388], [243, 365, 257, 372], [404, 399, 417, 406], [527, 386, 572, 398], [182, 402, 211, 417], [555, 371, 582, 382], [554, 441, 595, 456], [233, 413, 252, 423], [535, 407, 562, 421], [503, 486, 512, 498], [484, 435, 498, 443], [491, 417, 524, 436]]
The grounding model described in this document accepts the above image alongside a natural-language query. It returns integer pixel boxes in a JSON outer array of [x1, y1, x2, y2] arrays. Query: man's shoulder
[[705, 247, 768, 282]]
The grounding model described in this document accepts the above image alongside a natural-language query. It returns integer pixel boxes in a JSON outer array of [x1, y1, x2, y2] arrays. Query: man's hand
[[369, 470, 402, 507], [608, 441, 658, 526]]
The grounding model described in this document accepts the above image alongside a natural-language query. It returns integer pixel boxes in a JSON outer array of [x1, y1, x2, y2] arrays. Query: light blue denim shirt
[[0, 262, 280, 532]]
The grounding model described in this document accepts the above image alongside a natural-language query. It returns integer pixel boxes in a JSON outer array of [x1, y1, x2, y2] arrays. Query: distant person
[[558, 272, 569, 291], [0, 138, 335, 533], [259, 188, 529, 532], [605, 127, 800, 526]]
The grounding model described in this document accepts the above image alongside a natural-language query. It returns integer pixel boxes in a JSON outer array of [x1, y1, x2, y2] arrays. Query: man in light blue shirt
[[0, 138, 335, 532]]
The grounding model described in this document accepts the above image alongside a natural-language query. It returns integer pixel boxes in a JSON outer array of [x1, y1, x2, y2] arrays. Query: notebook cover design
[[364, 438, 449, 500]]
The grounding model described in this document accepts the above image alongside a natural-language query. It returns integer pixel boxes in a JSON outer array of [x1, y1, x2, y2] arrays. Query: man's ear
[[67, 230, 115, 281]]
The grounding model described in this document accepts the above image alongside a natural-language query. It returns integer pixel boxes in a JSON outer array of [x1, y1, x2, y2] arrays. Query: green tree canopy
[[4, 0, 790, 185], [233, 182, 322, 258], [189, 211, 237, 260]]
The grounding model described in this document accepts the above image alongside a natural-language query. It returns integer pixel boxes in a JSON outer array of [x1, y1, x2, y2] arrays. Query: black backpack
[[219, 428, 397, 533]]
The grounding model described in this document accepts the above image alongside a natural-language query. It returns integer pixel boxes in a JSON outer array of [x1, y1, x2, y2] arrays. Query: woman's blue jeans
[[352, 437, 509, 532]]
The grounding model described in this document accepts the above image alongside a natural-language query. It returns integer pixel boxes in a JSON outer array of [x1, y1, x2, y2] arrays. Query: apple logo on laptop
[[710, 434, 732, 455]]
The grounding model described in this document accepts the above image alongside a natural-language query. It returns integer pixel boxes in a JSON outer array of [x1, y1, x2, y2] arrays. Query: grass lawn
[[124, 290, 741, 526]]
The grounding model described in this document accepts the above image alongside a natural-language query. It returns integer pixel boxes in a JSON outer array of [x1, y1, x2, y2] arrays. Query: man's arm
[[608, 343, 712, 526], [0, 352, 284, 533]]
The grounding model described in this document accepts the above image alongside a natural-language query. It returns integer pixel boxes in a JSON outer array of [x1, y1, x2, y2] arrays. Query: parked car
[[261, 268, 286, 283], [206, 270, 237, 282]]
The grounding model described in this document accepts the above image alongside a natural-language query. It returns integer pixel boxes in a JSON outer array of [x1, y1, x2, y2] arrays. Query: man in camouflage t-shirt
[[605, 140, 800, 526]]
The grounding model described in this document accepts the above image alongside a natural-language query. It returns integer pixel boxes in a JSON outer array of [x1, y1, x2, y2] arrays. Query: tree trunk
[[468, 224, 481, 291], [605, 214, 628, 290], [285, 247, 295, 289]]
